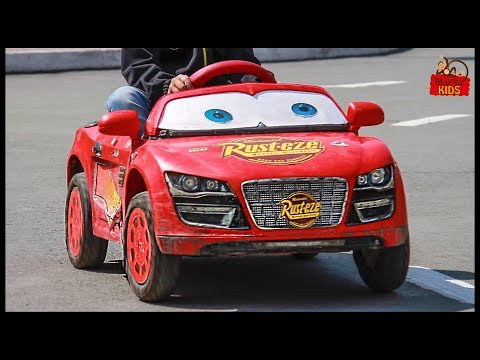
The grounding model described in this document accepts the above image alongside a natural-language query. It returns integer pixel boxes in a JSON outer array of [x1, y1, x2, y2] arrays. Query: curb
[[253, 48, 410, 62], [6, 48, 121, 74], [5, 48, 411, 74]]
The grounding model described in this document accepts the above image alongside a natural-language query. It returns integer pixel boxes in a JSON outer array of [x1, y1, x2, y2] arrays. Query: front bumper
[[158, 225, 409, 256]]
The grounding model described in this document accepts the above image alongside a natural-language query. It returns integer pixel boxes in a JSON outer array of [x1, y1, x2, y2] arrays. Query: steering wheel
[[189, 60, 277, 88]]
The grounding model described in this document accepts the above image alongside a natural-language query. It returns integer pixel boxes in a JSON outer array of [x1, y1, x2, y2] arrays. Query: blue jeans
[[106, 86, 152, 136]]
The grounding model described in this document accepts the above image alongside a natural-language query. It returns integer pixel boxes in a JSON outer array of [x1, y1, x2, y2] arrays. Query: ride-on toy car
[[65, 60, 410, 302]]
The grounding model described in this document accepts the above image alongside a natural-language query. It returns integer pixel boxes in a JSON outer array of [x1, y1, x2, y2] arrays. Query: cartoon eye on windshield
[[204, 109, 233, 124], [291, 103, 318, 117]]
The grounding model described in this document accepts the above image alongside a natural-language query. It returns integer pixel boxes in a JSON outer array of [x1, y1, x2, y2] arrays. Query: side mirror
[[347, 102, 384, 132], [98, 110, 141, 140]]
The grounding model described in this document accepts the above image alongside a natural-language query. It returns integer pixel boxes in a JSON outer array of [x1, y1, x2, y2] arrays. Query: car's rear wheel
[[353, 236, 410, 293], [291, 252, 319, 260], [65, 173, 108, 269], [124, 192, 181, 302]]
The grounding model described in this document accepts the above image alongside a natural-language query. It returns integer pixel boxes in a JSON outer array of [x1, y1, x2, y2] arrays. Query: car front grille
[[242, 178, 348, 229]]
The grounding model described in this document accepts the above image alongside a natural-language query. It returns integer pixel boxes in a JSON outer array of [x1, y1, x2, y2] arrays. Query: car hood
[[141, 131, 394, 181]]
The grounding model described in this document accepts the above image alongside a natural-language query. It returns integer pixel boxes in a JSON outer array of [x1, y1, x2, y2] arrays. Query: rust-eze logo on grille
[[279, 192, 322, 228], [216, 137, 325, 165], [430, 55, 470, 96]]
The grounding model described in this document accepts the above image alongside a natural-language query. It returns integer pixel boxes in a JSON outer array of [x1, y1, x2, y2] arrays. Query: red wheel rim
[[67, 188, 83, 257], [127, 208, 152, 284]]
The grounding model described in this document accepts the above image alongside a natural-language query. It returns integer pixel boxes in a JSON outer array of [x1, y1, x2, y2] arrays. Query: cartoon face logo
[[430, 55, 471, 96], [436, 55, 469, 78]]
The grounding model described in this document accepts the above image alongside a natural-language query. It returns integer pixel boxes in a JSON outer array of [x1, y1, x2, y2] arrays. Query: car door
[[91, 133, 133, 242]]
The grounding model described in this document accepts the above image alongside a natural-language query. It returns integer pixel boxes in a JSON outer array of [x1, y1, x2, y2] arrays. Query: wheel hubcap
[[127, 208, 152, 284], [67, 188, 83, 257]]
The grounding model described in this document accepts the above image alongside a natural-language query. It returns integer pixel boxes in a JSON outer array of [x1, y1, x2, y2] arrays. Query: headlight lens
[[356, 166, 393, 189], [166, 173, 231, 194], [205, 179, 220, 192], [357, 174, 368, 186], [179, 175, 201, 192], [371, 168, 386, 185]]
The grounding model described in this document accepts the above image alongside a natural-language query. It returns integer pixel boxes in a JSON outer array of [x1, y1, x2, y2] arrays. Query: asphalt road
[[5, 48, 475, 312]]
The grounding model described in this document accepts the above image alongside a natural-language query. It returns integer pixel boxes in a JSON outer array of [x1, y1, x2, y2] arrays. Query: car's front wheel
[[65, 173, 108, 269], [353, 236, 410, 293], [124, 192, 181, 302]]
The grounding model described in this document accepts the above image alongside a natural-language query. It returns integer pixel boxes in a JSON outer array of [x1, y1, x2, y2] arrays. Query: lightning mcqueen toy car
[[65, 60, 410, 302]]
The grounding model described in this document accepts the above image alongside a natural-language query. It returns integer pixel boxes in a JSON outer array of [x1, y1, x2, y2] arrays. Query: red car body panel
[[67, 80, 409, 257]]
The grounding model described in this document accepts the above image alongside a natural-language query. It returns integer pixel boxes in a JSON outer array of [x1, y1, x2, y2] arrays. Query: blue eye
[[204, 109, 233, 123], [292, 103, 318, 117]]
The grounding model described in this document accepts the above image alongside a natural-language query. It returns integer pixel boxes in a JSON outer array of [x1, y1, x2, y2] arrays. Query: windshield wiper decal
[[159, 123, 349, 138]]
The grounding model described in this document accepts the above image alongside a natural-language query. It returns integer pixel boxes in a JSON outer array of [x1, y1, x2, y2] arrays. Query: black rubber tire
[[124, 192, 181, 302], [291, 252, 319, 260], [65, 173, 108, 269], [353, 236, 410, 293]]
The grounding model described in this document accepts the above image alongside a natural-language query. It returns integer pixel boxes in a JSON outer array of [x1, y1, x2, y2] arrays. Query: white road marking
[[322, 80, 406, 88], [446, 279, 475, 289], [392, 114, 472, 127], [407, 266, 475, 305]]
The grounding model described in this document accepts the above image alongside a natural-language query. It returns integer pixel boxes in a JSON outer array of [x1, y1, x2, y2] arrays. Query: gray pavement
[[5, 48, 410, 73]]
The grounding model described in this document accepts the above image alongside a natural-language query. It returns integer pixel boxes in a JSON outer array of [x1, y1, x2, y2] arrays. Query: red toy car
[[65, 60, 410, 302]]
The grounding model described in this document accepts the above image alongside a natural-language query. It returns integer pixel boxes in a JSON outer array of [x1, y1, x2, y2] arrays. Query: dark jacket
[[121, 48, 263, 104]]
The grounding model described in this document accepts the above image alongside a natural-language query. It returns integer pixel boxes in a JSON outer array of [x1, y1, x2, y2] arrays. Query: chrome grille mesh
[[242, 178, 348, 229]]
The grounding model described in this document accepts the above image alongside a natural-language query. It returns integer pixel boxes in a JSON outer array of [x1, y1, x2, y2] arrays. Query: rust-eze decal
[[279, 192, 321, 228], [94, 163, 122, 230], [216, 137, 325, 165]]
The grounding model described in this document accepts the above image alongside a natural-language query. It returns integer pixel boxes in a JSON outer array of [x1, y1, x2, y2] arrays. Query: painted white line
[[446, 279, 475, 289], [407, 266, 475, 305], [322, 80, 406, 88], [392, 114, 472, 127]]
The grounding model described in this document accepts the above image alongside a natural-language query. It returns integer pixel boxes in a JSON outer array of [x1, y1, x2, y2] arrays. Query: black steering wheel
[[189, 60, 277, 88]]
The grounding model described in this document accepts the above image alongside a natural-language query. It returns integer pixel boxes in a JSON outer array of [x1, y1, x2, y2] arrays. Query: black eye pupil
[[214, 112, 224, 119], [299, 106, 309, 112]]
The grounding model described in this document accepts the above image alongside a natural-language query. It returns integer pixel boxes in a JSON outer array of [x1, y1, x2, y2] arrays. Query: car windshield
[[159, 90, 347, 131]]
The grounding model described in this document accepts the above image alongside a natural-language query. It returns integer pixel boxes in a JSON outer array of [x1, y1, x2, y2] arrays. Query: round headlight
[[205, 179, 220, 192], [357, 174, 368, 186], [179, 175, 201, 192], [371, 168, 386, 185]]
